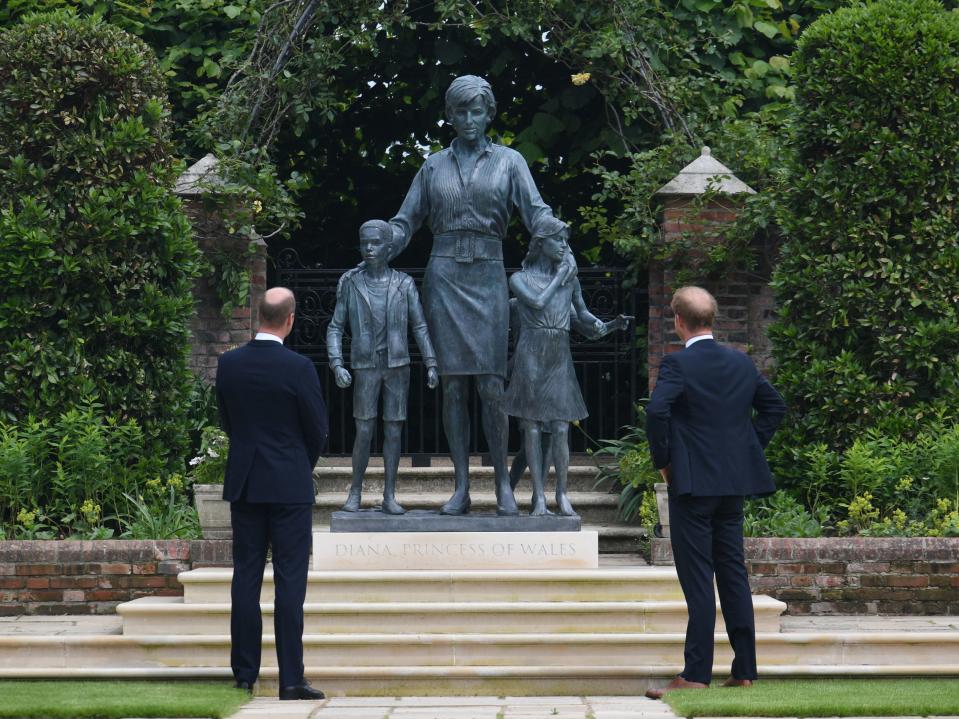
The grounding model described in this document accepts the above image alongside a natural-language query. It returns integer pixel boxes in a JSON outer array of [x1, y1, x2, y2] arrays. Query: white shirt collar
[[685, 334, 714, 348], [254, 332, 284, 344]]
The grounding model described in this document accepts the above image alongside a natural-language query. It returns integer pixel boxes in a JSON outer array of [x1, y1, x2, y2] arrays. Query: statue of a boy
[[326, 220, 439, 514]]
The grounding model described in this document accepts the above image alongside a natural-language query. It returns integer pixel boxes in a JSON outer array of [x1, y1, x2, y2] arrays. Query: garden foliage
[[0, 11, 201, 471], [770, 0, 959, 457], [0, 406, 198, 539], [0, 0, 874, 269]]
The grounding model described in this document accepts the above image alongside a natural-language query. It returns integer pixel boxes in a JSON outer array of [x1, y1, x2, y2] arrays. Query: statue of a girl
[[503, 216, 630, 516]]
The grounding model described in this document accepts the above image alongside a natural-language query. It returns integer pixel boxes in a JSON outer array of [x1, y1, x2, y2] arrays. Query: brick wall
[[648, 196, 778, 391], [652, 537, 959, 615], [3, 539, 956, 616], [183, 200, 268, 382], [0, 541, 232, 616]]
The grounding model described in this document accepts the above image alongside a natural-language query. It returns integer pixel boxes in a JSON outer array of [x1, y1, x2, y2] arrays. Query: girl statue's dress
[[502, 271, 588, 423]]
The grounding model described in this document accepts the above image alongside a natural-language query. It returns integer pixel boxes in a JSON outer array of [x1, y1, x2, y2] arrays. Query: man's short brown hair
[[671, 286, 717, 331], [259, 288, 295, 327]]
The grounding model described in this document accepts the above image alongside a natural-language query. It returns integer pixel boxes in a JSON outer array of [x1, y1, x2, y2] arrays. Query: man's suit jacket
[[646, 339, 785, 497], [216, 340, 328, 503], [326, 268, 437, 371]]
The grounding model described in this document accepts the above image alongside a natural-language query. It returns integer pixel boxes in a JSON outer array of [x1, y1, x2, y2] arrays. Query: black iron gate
[[276, 248, 646, 456]]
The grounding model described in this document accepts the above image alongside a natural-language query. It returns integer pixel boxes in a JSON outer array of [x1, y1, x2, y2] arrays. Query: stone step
[[590, 524, 646, 553], [3, 631, 957, 677], [117, 595, 786, 635], [312, 492, 622, 526], [314, 464, 615, 495], [177, 566, 683, 605]]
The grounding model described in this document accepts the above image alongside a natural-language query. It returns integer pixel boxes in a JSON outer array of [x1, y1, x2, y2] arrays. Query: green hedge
[[770, 0, 959, 473], [0, 11, 200, 468]]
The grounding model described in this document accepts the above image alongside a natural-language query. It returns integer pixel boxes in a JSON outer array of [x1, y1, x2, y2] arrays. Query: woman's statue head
[[445, 75, 496, 142]]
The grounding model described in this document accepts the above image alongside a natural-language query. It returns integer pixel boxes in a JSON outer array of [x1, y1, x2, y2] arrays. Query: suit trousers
[[668, 494, 757, 685], [230, 500, 313, 688]]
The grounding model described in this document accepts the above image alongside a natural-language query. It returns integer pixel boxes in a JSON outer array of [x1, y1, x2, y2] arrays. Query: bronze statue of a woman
[[388, 75, 565, 516]]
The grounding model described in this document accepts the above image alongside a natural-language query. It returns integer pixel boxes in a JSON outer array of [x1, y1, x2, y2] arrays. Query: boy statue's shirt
[[365, 274, 389, 352], [326, 266, 437, 371]]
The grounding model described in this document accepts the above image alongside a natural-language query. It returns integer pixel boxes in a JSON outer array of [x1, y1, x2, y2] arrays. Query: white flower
[[189, 456, 203, 467]]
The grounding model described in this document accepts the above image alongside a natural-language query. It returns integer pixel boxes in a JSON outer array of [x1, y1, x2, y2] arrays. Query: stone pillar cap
[[174, 153, 227, 196], [655, 146, 756, 196]]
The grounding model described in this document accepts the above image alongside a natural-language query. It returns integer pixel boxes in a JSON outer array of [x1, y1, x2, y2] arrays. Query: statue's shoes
[[440, 496, 471, 515], [556, 495, 578, 516], [380, 499, 407, 515], [495, 484, 519, 516]]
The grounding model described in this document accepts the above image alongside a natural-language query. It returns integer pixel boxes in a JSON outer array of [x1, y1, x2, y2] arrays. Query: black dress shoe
[[234, 680, 253, 692], [279, 681, 325, 700]]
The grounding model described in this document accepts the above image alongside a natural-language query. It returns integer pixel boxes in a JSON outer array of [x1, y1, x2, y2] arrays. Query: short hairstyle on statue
[[359, 219, 392, 245], [259, 288, 295, 328], [445, 75, 497, 119], [522, 215, 569, 270], [671, 286, 717, 331]]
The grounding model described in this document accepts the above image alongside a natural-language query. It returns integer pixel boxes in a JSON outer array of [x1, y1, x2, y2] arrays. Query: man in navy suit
[[216, 287, 328, 700], [644, 286, 785, 698]]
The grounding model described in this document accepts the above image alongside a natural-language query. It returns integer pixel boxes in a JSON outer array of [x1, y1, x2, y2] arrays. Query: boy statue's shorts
[[352, 350, 410, 422]]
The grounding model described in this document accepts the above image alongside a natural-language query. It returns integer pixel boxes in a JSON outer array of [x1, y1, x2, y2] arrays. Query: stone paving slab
[[225, 696, 680, 719], [218, 693, 959, 719]]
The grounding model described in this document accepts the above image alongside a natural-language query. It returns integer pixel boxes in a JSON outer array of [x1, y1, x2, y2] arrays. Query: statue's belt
[[431, 232, 503, 263]]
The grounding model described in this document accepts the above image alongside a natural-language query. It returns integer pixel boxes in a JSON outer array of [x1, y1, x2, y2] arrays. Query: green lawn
[[664, 678, 959, 717], [0, 680, 251, 718]]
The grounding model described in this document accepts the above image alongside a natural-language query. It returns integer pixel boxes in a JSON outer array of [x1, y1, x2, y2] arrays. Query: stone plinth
[[313, 530, 599, 570]]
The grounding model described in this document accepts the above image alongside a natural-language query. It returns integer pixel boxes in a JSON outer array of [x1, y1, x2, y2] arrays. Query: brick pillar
[[182, 206, 267, 382], [648, 148, 776, 392], [174, 155, 270, 383]]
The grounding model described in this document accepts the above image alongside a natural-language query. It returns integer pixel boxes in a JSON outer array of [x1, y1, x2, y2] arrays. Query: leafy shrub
[[186, 376, 220, 460], [0, 405, 164, 537], [0, 10, 201, 469], [775, 422, 959, 537], [744, 491, 826, 538], [120, 487, 201, 540], [839, 495, 959, 538], [590, 413, 662, 532], [769, 0, 959, 470], [188, 427, 229, 486], [591, 410, 959, 537]]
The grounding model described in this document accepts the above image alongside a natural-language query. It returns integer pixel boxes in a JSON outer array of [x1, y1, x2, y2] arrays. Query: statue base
[[330, 508, 581, 533], [313, 528, 598, 570]]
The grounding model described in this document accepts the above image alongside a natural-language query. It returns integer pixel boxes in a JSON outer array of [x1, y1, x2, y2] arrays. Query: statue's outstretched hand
[[597, 314, 633, 336], [334, 367, 352, 388], [614, 314, 634, 332]]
